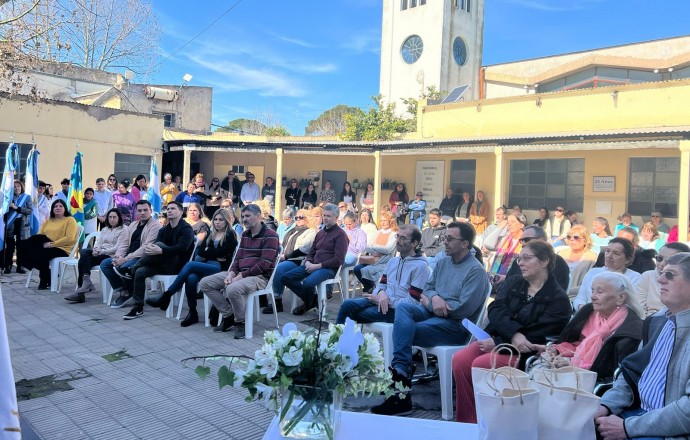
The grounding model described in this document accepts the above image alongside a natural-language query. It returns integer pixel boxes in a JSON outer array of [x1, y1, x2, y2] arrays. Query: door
[[322, 170, 347, 201]]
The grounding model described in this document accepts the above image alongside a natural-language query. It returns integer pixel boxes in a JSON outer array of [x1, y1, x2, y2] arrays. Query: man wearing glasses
[[336, 224, 430, 324], [239, 172, 260, 206], [595, 252, 690, 440], [372, 222, 489, 416]]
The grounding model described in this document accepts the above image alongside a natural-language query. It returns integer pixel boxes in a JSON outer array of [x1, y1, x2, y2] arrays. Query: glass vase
[[279, 385, 342, 440]]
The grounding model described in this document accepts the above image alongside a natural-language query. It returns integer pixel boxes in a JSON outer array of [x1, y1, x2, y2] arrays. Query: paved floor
[[4, 270, 448, 440]]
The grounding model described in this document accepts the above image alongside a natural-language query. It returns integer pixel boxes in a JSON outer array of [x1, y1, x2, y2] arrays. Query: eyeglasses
[[651, 215, 660, 218], [519, 237, 537, 244], [295, 216, 306, 220], [660, 271, 679, 281], [395, 234, 411, 241], [443, 235, 466, 243], [654, 254, 665, 263], [566, 235, 582, 241], [555, 208, 564, 212], [108, 178, 116, 181], [516, 254, 537, 264], [212, 180, 219, 183]]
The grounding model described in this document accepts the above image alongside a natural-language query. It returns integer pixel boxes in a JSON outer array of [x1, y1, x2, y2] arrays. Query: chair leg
[[204, 294, 211, 327], [245, 295, 255, 339], [25, 269, 33, 288], [176, 287, 185, 320], [382, 328, 393, 368], [318, 284, 327, 321], [269, 294, 279, 330], [57, 262, 66, 293], [438, 352, 454, 421], [50, 260, 59, 292]]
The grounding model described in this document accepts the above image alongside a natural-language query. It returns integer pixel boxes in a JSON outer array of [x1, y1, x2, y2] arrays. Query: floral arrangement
[[186, 318, 404, 440]]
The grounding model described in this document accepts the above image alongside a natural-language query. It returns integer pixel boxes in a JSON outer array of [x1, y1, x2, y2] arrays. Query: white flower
[[336, 318, 364, 367], [260, 356, 279, 379], [233, 369, 246, 387], [255, 382, 278, 410], [281, 346, 304, 367], [255, 343, 274, 364], [363, 333, 381, 357], [282, 322, 297, 338]]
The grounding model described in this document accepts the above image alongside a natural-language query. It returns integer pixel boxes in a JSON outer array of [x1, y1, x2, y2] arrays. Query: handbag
[[358, 254, 380, 265], [473, 344, 539, 440], [531, 366, 600, 440]]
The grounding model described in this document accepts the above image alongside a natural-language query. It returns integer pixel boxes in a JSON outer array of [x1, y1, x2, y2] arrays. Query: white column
[[275, 148, 284, 216], [493, 146, 505, 213], [182, 146, 191, 186], [373, 151, 382, 223], [678, 141, 690, 242]]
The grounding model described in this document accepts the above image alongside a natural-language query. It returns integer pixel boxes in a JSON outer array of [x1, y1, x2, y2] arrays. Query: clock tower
[[379, 0, 484, 112]]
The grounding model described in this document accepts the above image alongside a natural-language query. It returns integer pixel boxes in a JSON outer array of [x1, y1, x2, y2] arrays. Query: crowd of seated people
[[15, 168, 690, 437]]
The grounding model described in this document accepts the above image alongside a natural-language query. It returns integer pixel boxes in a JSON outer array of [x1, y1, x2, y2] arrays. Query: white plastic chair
[[290, 266, 342, 321], [26, 225, 84, 292], [362, 321, 394, 367], [244, 255, 282, 339], [57, 231, 99, 293], [146, 237, 199, 318], [200, 246, 240, 328]]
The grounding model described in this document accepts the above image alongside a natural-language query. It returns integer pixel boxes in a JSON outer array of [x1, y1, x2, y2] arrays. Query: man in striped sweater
[[199, 203, 279, 339]]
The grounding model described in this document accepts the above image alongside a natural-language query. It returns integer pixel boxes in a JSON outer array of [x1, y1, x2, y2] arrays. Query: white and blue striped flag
[[25, 148, 40, 235], [0, 144, 19, 250], [147, 158, 162, 216]]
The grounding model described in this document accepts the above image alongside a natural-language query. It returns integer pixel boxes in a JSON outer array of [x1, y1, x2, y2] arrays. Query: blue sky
[[149, 0, 690, 135]]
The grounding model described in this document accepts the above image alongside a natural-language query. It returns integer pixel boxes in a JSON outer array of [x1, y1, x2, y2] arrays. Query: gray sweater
[[423, 252, 489, 321], [375, 254, 430, 307]]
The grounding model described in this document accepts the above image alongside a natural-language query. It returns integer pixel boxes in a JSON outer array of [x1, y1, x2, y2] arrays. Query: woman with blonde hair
[[262, 208, 317, 314], [639, 222, 665, 251], [354, 211, 398, 294], [147, 208, 238, 326], [184, 202, 210, 243], [557, 224, 598, 270], [253, 199, 278, 231], [469, 190, 490, 234], [590, 216, 613, 253], [309, 206, 324, 229]]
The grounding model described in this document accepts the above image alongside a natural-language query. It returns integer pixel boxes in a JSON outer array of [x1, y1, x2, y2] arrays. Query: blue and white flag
[[25, 148, 40, 235], [0, 286, 21, 439], [0, 144, 19, 250], [147, 158, 162, 215]]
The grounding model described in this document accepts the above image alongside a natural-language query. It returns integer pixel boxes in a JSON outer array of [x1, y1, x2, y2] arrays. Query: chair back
[[265, 255, 283, 286], [188, 236, 199, 262], [68, 225, 85, 258], [82, 231, 100, 249]]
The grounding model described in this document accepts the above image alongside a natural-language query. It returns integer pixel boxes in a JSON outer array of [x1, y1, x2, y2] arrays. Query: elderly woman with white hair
[[276, 207, 296, 241], [534, 271, 644, 383]]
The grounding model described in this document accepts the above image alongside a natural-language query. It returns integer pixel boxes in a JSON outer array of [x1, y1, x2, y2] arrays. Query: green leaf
[[218, 365, 236, 389], [195, 365, 211, 380]]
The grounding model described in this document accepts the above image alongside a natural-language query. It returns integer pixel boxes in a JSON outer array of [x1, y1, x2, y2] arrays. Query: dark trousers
[[3, 222, 24, 268], [77, 249, 109, 286], [353, 264, 376, 292], [126, 255, 179, 306], [23, 235, 68, 284]]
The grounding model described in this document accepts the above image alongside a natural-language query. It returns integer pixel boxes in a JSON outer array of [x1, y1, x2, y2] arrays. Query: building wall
[[380, 0, 483, 113], [0, 95, 163, 187]]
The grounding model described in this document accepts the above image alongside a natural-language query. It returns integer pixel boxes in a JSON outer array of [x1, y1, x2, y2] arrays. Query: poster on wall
[[415, 161, 445, 213]]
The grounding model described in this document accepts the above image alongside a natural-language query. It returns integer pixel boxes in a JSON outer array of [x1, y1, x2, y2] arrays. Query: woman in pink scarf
[[534, 271, 643, 382]]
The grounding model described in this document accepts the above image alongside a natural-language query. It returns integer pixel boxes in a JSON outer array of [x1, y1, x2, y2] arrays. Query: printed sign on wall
[[415, 161, 445, 212]]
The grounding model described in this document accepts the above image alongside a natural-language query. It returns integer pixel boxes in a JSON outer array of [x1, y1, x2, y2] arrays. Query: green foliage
[[218, 365, 236, 389], [195, 365, 211, 380], [305, 104, 360, 136], [264, 126, 291, 136], [342, 95, 408, 141], [400, 85, 447, 130], [216, 118, 267, 134]]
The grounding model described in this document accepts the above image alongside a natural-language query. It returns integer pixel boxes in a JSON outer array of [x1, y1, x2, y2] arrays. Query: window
[[450, 160, 476, 199], [628, 157, 680, 217], [114, 153, 151, 182], [0, 143, 32, 182], [400, 0, 407, 10], [410, 0, 417, 7], [420, 0, 426, 4], [454, 0, 470, 12], [466, 0, 471, 12], [153, 111, 175, 128], [400, 35, 424, 64], [509, 158, 585, 212]]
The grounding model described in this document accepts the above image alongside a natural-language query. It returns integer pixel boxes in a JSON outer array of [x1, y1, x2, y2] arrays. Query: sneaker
[[233, 323, 246, 340], [113, 266, 133, 280], [110, 294, 133, 309], [370, 392, 412, 416], [123, 305, 144, 320], [214, 315, 236, 333]]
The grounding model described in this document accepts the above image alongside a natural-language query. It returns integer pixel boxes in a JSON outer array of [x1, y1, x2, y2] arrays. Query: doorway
[[322, 170, 347, 200]]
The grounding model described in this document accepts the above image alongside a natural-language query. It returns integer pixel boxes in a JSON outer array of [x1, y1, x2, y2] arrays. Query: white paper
[[463, 318, 490, 340]]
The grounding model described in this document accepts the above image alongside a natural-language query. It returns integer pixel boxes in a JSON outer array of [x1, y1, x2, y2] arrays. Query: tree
[[1, 0, 161, 75], [264, 126, 290, 137], [400, 85, 447, 130], [342, 95, 408, 141], [216, 118, 267, 135], [304, 104, 359, 136]]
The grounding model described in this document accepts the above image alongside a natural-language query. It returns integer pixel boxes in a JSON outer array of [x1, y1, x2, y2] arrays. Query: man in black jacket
[[124, 202, 194, 320], [220, 170, 242, 206]]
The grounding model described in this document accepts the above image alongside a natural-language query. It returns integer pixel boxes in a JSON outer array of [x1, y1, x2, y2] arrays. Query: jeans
[[344, 253, 358, 265], [271, 260, 299, 298], [410, 213, 424, 229], [282, 266, 335, 309], [336, 297, 395, 324], [167, 260, 222, 309], [353, 264, 375, 292], [391, 302, 467, 377], [99, 257, 139, 292]]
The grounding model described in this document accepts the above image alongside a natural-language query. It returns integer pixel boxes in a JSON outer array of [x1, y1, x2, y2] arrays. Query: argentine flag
[[147, 158, 162, 216], [0, 144, 19, 250], [25, 148, 40, 235], [67, 152, 84, 226]]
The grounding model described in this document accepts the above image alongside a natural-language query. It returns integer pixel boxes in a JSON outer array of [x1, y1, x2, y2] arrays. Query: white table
[[262, 410, 477, 439]]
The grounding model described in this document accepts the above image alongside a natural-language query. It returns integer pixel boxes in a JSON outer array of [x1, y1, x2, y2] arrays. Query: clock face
[[453, 37, 468, 66], [401, 35, 424, 64]]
